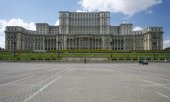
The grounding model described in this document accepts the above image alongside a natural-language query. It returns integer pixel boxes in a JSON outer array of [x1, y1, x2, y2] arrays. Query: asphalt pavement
[[0, 62, 170, 102]]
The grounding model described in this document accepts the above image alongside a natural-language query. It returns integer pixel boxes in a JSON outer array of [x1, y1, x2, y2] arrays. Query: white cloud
[[122, 21, 130, 24], [121, 16, 131, 20], [133, 26, 143, 31], [78, 0, 162, 16], [163, 39, 170, 49], [0, 37, 5, 49], [76, 10, 87, 12], [55, 20, 59, 26], [147, 10, 153, 14], [0, 18, 35, 48]]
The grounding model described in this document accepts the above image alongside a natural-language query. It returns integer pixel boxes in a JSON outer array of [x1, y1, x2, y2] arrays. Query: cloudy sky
[[0, 0, 170, 49]]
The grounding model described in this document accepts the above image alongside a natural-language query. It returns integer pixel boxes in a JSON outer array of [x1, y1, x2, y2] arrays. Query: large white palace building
[[5, 11, 163, 51]]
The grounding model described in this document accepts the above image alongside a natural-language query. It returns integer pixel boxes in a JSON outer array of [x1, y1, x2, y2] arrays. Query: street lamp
[[57, 41, 61, 60]]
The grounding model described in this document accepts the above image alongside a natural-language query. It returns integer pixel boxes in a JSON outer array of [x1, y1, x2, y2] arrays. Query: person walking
[[84, 58, 86, 64]]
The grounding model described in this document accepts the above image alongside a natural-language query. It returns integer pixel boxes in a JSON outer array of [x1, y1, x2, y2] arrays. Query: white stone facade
[[5, 11, 163, 51]]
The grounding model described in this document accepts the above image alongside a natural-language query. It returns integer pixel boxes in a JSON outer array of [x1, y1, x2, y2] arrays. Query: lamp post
[[57, 41, 61, 60]]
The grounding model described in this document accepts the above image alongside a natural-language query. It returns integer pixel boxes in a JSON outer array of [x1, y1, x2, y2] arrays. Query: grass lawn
[[0, 50, 170, 61]]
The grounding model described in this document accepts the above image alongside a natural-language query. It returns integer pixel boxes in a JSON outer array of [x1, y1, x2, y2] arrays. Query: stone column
[[88, 37, 90, 49], [123, 36, 126, 50], [50, 39, 51, 50], [92, 37, 93, 49], [33, 41, 35, 51], [97, 39, 99, 49], [64, 35, 67, 49], [75, 38, 77, 49], [94, 38, 96, 49], [68, 39, 70, 50], [56, 35, 59, 50], [119, 39, 121, 50], [102, 36, 104, 49], [42, 36, 45, 51], [79, 37, 80, 49]]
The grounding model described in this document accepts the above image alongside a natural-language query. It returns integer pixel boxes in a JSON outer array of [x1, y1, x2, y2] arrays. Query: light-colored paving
[[0, 62, 170, 102], [63, 58, 108, 63]]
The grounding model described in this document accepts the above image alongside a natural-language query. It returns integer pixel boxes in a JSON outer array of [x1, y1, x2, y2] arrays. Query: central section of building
[[58, 11, 110, 50], [5, 11, 163, 51]]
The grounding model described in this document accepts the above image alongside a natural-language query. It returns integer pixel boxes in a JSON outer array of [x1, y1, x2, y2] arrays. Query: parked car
[[138, 60, 148, 65], [138, 60, 143, 64], [142, 61, 148, 65]]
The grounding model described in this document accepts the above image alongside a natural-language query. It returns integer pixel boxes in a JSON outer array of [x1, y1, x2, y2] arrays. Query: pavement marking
[[141, 79, 170, 89], [154, 76, 170, 82], [68, 68, 74, 72], [156, 92, 170, 99], [23, 67, 70, 102], [10, 84, 45, 87], [141, 84, 170, 87], [142, 79, 163, 86], [0, 75, 34, 87], [116, 71, 122, 73], [55, 67, 70, 75], [23, 75, 61, 102], [0, 74, 8, 77], [144, 75, 170, 82]]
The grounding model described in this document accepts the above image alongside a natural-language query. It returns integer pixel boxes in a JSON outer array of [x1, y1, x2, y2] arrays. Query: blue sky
[[0, 0, 170, 48]]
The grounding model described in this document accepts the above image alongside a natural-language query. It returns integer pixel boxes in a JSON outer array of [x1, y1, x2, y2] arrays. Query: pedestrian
[[84, 58, 86, 64]]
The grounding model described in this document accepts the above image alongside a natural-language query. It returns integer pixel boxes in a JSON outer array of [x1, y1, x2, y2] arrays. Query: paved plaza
[[0, 62, 170, 102]]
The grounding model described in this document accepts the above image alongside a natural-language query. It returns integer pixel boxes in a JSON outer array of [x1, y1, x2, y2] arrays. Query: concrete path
[[0, 62, 170, 102]]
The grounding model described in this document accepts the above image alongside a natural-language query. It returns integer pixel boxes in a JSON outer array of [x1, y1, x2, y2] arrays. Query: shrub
[[52, 58, 56, 60], [37, 58, 43, 60], [30, 58, 36, 60], [16, 58, 20, 60], [44, 58, 51, 60]]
